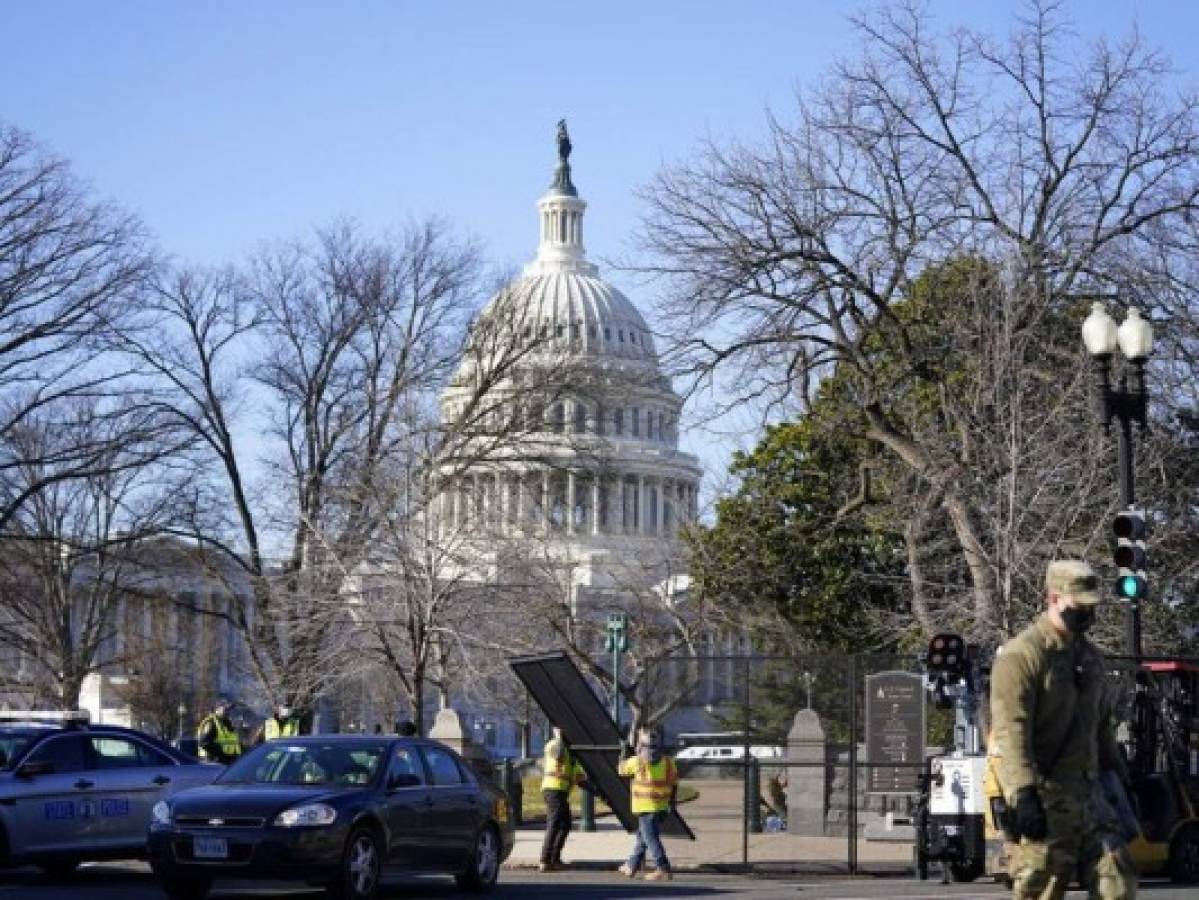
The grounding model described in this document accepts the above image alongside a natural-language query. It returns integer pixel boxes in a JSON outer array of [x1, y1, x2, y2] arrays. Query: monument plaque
[[865, 670, 924, 794]]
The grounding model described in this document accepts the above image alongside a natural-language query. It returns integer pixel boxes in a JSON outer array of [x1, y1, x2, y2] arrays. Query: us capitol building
[[437, 123, 702, 607]]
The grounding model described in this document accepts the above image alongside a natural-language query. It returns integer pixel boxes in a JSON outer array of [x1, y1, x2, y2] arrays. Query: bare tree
[[0, 400, 188, 708], [635, 1, 1199, 645], [0, 124, 156, 531], [118, 220, 484, 711]]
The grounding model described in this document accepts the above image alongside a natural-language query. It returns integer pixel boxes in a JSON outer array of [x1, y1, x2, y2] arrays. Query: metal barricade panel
[[510, 651, 695, 839]]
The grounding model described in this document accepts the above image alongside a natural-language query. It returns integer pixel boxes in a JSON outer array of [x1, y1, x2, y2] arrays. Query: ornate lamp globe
[[1116, 307, 1153, 361], [1081, 302, 1118, 357]]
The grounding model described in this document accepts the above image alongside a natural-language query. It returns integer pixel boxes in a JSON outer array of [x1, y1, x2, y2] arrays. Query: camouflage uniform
[[990, 603, 1136, 900]]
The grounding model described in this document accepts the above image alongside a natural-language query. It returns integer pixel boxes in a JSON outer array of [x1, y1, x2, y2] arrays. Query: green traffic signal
[[1115, 573, 1147, 600], [1112, 508, 1148, 602]]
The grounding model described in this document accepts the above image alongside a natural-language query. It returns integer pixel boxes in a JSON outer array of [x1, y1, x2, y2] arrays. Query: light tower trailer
[[914, 633, 996, 883]]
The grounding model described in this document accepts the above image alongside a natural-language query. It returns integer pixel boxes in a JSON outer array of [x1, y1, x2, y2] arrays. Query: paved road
[[0, 864, 1196, 899]]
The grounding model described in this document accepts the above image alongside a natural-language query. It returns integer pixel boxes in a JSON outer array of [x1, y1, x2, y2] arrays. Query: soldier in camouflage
[[990, 560, 1136, 899]]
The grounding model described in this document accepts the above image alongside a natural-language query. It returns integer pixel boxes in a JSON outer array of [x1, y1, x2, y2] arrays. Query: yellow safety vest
[[541, 739, 582, 792], [620, 756, 678, 813], [198, 715, 242, 760], [264, 717, 300, 740]]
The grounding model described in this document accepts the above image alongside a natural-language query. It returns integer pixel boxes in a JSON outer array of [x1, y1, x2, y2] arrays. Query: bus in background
[[674, 732, 783, 776]]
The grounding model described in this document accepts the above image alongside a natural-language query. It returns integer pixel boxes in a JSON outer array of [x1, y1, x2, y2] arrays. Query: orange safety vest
[[622, 755, 678, 813]]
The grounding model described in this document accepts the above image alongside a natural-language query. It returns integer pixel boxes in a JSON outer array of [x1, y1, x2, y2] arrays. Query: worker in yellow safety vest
[[617, 727, 679, 882], [539, 727, 586, 872], [262, 704, 303, 742], [196, 698, 242, 764]]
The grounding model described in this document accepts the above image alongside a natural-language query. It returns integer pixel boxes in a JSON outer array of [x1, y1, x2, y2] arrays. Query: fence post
[[742, 655, 750, 869], [848, 654, 858, 875], [580, 786, 596, 832], [745, 756, 762, 834]]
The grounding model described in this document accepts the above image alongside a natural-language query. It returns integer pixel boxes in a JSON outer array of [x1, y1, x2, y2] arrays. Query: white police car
[[0, 710, 222, 876]]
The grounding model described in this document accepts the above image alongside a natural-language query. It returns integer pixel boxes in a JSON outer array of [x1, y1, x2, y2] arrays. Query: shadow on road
[[0, 865, 734, 898]]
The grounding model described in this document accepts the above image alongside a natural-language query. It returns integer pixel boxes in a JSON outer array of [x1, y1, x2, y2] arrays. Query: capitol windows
[[604, 326, 611, 341], [618, 330, 625, 342], [570, 323, 580, 341], [573, 401, 587, 433], [613, 408, 624, 436], [595, 403, 605, 435], [647, 412, 655, 440], [631, 407, 640, 437], [550, 403, 565, 433], [556, 324, 565, 339]]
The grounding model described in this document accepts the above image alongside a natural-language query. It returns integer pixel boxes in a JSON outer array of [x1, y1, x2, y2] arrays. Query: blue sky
[[2, 1, 1196, 483]]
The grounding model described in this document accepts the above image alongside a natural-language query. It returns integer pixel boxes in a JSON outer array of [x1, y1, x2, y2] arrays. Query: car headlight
[[151, 800, 172, 826], [274, 803, 338, 827]]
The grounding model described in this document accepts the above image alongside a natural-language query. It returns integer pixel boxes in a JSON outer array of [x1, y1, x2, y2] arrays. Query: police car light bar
[[0, 709, 91, 725]]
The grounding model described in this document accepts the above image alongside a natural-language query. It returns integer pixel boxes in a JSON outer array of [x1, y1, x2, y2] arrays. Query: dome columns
[[438, 469, 697, 540]]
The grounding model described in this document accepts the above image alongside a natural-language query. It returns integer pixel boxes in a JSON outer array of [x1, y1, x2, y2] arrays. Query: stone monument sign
[[864, 671, 924, 794]]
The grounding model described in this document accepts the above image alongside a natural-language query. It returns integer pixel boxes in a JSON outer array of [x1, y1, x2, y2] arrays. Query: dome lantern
[[528, 119, 596, 277]]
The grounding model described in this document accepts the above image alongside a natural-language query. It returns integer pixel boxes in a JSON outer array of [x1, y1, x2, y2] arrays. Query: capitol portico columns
[[567, 471, 577, 535], [591, 476, 601, 536]]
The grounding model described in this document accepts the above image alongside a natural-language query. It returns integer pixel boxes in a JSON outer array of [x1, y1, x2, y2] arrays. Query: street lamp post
[[579, 612, 630, 834], [604, 613, 630, 734], [1081, 302, 1154, 657]]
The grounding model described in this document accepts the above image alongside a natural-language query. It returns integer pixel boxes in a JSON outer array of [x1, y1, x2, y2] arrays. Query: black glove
[[1014, 787, 1048, 841]]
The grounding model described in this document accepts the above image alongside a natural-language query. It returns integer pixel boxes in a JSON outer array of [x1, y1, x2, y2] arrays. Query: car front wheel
[[38, 858, 81, 880], [156, 875, 211, 900], [455, 825, 500, 893], [327, 827, 382, 900]]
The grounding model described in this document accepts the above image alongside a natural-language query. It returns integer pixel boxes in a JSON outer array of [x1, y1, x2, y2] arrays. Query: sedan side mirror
[[387, 773, 421, 791], [16, 760, 52, 778]]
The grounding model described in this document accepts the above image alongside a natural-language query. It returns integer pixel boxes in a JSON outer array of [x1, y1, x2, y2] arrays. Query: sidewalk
[[505, 780, 915, 872]]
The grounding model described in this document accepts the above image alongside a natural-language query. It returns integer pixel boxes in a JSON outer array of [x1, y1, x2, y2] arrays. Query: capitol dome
[[457, 124, 661, 374], [438, 122, 700, 568]]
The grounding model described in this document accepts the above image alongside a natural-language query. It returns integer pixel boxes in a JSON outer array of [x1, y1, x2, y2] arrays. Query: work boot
[[644, 868, 673, 882], [617, 863, 636, 878]]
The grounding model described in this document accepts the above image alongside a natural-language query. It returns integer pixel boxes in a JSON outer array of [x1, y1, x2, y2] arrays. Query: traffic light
[[1112, 509, 1148, 602], [924, 633, 967, 676]]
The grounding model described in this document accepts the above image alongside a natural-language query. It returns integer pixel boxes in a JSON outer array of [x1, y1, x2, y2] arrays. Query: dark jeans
[[541, 789, 572, 864], [626, 810, 670, 872]]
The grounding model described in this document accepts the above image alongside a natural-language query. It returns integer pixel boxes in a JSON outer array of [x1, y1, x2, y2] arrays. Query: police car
[[0, 710, 222, 875]]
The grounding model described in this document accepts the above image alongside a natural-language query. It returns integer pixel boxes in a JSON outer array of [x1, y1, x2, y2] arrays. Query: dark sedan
[[148, 736, 514, 900]]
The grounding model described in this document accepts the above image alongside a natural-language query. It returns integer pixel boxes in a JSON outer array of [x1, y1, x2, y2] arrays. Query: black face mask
[[1059, 605, 1096, 634]]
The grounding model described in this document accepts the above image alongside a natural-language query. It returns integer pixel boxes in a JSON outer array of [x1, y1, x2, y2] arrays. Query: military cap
[[1045, 559, 1101, 606]]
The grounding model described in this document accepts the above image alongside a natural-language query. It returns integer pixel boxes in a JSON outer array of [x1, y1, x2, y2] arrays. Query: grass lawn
[[518, 775, 699, 823]]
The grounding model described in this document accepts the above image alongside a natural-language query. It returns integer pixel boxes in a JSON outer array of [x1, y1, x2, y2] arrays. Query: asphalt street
[[0, 864, 1196, 900]]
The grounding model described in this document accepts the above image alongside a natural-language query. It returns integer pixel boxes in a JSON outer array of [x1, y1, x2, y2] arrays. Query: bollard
[[580, 785, 596, 832], [746, 756, 762, 834]]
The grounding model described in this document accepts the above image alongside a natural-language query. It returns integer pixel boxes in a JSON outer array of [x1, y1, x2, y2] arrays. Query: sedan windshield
[[0, 732, 33, 770], [219, 742, 387, 788]]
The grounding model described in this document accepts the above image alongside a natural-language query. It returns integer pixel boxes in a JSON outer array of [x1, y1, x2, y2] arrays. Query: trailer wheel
[[1168, 822, 1199, 884], [949, 859, 984, 882]]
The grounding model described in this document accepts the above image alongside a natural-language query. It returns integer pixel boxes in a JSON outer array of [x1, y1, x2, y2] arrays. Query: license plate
[[193, 836, 228, 859]]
